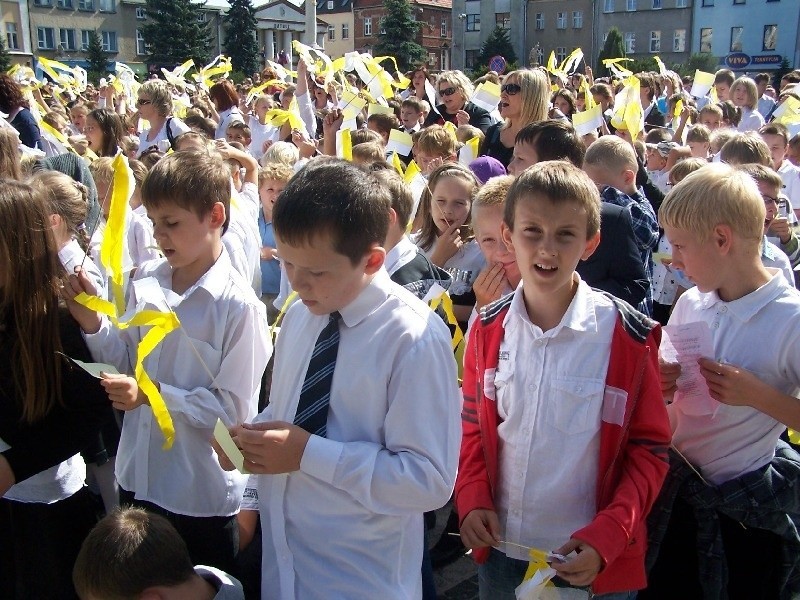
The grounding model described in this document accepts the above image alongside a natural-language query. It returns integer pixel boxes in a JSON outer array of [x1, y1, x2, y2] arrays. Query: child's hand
[[236, 421, 311, 474], [768, 216, 792, 245], [292, 130, 317, 158], [100, 373, 150, 411], [61, 267, 102, 334], [262, 139, 275, 153], [698, 358, 765, 408], [473, 263, 508, 310], [430, 223, 463, 266], [460, 509, 501, 549], [212, 437, 237, 471], [260, 246, 276, 261], [455, 109, 470, 126], [550, 538, 603, 587], [659, 357, 681, 397]]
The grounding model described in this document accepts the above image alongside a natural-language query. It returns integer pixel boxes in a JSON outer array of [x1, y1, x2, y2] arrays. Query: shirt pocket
[[494, 363, 515, 420], [170, 336, 223, 392], [547, 377, 605, 435]]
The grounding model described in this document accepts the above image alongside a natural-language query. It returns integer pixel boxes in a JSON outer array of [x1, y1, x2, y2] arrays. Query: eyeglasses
[[762, 194, 778, 205], [136, 98, 152, 106], [501, 83, 522, 95], [438, 86, 458, 97]]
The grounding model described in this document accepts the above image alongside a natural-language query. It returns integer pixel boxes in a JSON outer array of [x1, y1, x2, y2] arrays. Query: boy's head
[[709, 128, 736, 155], [142, 150, 231, 235], [736, 163, 783, 232], [713, 69, 735, 101], [366, 113, 398, 145], [645, 141, 675, 172], [754, 72, 771, 96], [371, 167, 414, 245], [660, 164, 765, 295], [758, 122, 789, 171], [72, 507, 196, 600], [668, 157, 708, 187], [260, 141, 299, 167], [472, 175, 520, 288], [697, 104, 723, 130], [415, 125, 457, 175], [456, 124, 484, 146], [225, 121, 251, 146], [719, 132, 771, 166], [686, 125, 711, 159], [510, 119, 585, 176], [272, 159, 389, 315], [400, 97, 424, 130], [583, 135, 638, 194], [258, 163, 293, 220], [351, 141, 387, 165], [88, 157, 114, 216], [350, 128, 383, 147], [173, 131, 212, 152]]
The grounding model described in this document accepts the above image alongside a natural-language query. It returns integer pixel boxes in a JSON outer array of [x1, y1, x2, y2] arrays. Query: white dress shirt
[[778, 160, 800, 213], [85, 248, 271, 516], [59, 238, 106, 299], [668, 271, 800, 485], [225, 183, 261, 294], [492, 277, 616, 558], [384, 235, 420, 276], [736, 107, 765, 133], [256, 269, 461, 600]]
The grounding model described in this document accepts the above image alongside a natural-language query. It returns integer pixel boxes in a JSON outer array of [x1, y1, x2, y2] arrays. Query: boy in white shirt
[[217, 159, 461, 600], [65, 151, 271, 573], [760, 122, 800, 214], [646, 163, 800, 599]]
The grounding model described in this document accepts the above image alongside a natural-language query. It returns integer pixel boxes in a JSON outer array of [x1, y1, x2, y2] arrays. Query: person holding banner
[[424, 71, 493, 134]]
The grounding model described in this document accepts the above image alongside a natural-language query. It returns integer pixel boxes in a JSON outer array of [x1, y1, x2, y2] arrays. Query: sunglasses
[[136, 98, 152, 106], [501, 83, 521, 95], [438, 86, 458, 97]]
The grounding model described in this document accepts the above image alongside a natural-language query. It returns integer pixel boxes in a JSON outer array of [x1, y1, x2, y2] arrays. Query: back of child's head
[[661, 163, 764, 245], [350, 128, 383, 147], [72, 507, 195, 600], [515, 119, 585, 167], [138, 148, 165, 170], [141, 150, 231, 232], [88, 157, 114, 190], [687, 124, 711, 144], [371, 167, 414, 231], [128, 159, 148, 187], [174, 131, 212, 152], [584, 135, 637, 172], [417, 162, 480, 251], [272, 159, 390, 265], [259, 163, 294, 187], [719, 132, 771, 166], [260, 141, 299, 167], [29, 170, 90, 249], [183, 114, 217, 139], [736, 162, 783, 192], [456, 124, 484, 145], [709, 128, 736, 154], [644, 128, 672, 145], [367, 113, 398, 137], [351, 141, 387, 165], [668, 157, 708, 185], [415, 125, 457, 158], [505, 161, 600, 239]]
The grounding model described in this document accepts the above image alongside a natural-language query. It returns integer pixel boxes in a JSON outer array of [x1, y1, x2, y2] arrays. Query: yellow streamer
[[391, 151, 405, 176], [429, 291, 465, 381], [270, 291, 298, 340], [340, 128, 352, 161], [99, 153, 133, 315], [789, 429, 800, 444]]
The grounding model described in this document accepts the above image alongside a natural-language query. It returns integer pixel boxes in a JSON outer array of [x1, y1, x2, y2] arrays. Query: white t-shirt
[[137, 116, 191, 156]]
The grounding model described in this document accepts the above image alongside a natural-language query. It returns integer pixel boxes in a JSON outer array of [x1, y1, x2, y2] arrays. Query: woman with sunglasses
[[479, 69, 549, 168], [135, 79, 190, 157], [423, 70, 493, 133]]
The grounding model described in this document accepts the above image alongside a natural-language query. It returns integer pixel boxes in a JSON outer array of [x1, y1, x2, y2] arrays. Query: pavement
[[430, 502, 480, 600]]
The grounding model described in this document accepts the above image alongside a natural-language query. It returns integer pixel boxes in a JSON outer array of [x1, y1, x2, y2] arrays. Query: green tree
[[85, 31, 110, 84], [596, 27, 625, 77], [773, 57, 792, 90], [676, 52, 719, 77], [373, 0, 427, 72], [627, 57, 658, 74], [476, 26, 517, 72], [142, 0, 211, 68], [224, 0, 259, 77], [0, 36, 11, 73]]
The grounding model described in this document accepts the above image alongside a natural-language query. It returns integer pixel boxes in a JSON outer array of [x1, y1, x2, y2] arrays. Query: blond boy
[[414, 125, 458, 175], [258, 163, 293, 322]]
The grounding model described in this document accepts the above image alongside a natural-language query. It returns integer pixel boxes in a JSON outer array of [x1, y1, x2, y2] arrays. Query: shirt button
[[721, 306, 728, 313], [529, 384, 537, 391], [576, 386, 583, 393], [713, 322, 719, 329]]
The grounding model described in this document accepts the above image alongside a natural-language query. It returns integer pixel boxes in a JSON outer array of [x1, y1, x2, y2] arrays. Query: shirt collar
[[695, 269, 789, 322], [154, 245, 232, 307], [384, 236, 418, 275], [338, 269, 392, 329]]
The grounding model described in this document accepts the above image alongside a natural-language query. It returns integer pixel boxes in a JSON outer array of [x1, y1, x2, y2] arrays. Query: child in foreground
[[456, 161, 671, 599]]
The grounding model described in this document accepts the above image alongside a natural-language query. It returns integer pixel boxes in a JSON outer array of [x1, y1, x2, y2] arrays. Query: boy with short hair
[[257, 163, 293, 323], [400, 97, 424, 134], [584, 136, 660, 315], [415, 125, 458, 175], [66, 151, 271, 572], [645, 163, 800, 599], [226, 121, 252, 148], [366, 113, 398, 146], [713, 69, 735, 102], [73, 507, 244, 600], [220, 159, 461, 600], [759, 122, 800, 211], [457, 161, 671, 599], [686, 125, 712, 159]]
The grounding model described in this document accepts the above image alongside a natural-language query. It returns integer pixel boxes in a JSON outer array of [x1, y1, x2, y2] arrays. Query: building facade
[[352, 0, 451, 72], [594, 0, 693, 71], [316, 0, 353, 59], [451, 0, 524, 73], [2, 0, 33, 65], [692, 0, 799, 73], [525, 0, 592, 71], [254, 0, 328, 67]]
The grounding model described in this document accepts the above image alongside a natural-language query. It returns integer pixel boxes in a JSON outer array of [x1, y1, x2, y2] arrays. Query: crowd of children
[[0, 55, 799, 600]]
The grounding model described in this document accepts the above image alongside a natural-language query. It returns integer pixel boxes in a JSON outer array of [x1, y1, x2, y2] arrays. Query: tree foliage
[[596, 27, 625, 77], [85, 31, 110, 85], [0, 36, 11, 73], [142, 0, 212, 67], [676, 52, 719, 77], [476, 26, 517, 71], [224, 0, 260, 76], [373, 0, 427, 72]]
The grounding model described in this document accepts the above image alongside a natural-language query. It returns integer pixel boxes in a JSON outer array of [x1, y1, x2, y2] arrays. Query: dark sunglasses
[[438, 86, 458, 97], [501, 83, 522, 95]]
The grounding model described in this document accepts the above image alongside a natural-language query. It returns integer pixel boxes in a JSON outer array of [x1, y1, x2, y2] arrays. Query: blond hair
[[719, 132, 771, 166], [503, 69, 549, 129], [660, 163, 764, 242], [686, 124, 711, 143], [436, 70, 474, 105], [474, 175, 514, 209], [583, 135, 638, 172], [416, 163, 479, 251], [352, 141, 387, 165], [416, 125, 457, 158], [138, 80, 173, 118], [709, 128, 736, 154], [736, 163, 783, 191], [260, 141, 299, 167], [258, 163, 294, 185], [730, 77, 758, 110], [88, 156, 114, 188], [456, 124, 483, 145], [29, 170, 90, 250], [668, 157, 709, 185]]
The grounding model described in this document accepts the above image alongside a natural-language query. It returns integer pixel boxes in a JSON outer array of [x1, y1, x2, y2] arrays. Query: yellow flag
[[404, 159, 421, 185], [789, 429, 800, 444], [337, 128, 352, 161], [391, 151, 405, 176], [582, 78, 596, 110], [99, 153, 134, 315]]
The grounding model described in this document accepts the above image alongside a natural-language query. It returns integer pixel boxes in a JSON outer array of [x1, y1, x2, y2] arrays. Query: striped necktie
[[293, 312, 341, 438]]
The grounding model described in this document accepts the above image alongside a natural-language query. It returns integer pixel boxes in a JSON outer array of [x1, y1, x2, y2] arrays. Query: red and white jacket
[[455, 291, 671, 594]]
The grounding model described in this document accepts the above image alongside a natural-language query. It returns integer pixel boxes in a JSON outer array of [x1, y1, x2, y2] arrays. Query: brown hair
[[416, 162, 479, 251], [209, 79, 240, 112], [352, 141, 386, 164], [29, 171, 91, 251], [719, 132, 771, 166], [415, 125, 457, 158], [0, 128, 22, 180]]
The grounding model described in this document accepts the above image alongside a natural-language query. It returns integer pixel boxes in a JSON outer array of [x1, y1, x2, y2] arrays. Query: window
[[380, 18, 385, 35], [676, 0, 687, 6], [78, 0, 94, 9], [495, 13, 510, 29], [101, 30, 117, 52], [341, 23, 349, 39], [59, 28, 76, 50], [652, 0, 662, 7], [556, 12, 566, 29], [33, 0, 53, 5], [673, 29, 686, 52], [730, 26, 743, 52], [328, 25, 335, 40], [626, 0, 636, 11], [98, 0, 114, 11], [364, 16, 372, 36], [81, 29, 92, 50], [700, 27, 712, 52], [327, 0, 333, 8], [624, 31, 635, 53], [649, 30, 661, 52], [465, 49, 479, 69], [57, 0, 73, 8], [572, 11, 583, 28], [37, 27, 55, 50], [6, 23, 18, 50], [197, 12, 206, 23], [441, 18, 447, 36], [136, 29, 146, 55], [465, 14, 479, 32], [763, 24, 777, 51], [556, 47, 567, 62], [136, 7, 146, 19], [733, 0, 744, 4], [603, 0, 614, 11], [535, 13, 544, 29], [702, 0, 714, 6]]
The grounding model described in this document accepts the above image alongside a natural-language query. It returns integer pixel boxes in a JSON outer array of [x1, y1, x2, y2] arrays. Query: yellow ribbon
[[789, 430, 800, 445], [391, 151, 405, 177], [99, 153, 133, 315], [339, 128, 352, 161], [270, 291, 298, 340]]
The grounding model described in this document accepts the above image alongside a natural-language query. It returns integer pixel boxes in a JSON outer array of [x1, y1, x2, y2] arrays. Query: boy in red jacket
[[456, 161, 671, 599]]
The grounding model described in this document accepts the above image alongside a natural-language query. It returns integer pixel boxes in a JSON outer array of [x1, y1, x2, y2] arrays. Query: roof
[[316, 0, 353, 13], [414, 0, 451, 8]]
